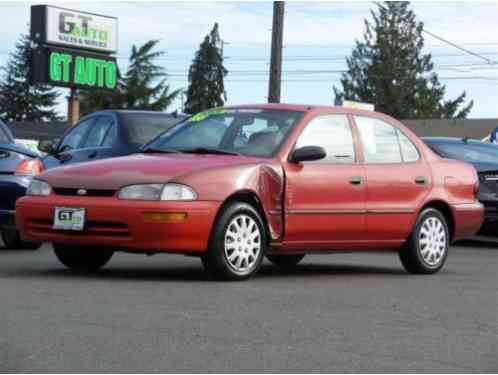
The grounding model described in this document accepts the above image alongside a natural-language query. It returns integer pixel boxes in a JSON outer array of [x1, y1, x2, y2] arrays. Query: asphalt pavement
[[0, 241, 496, 372]]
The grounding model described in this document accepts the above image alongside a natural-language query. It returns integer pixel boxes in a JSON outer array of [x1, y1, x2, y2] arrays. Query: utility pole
[[268, 1, 284, 103], [67, 88, 80, 126]]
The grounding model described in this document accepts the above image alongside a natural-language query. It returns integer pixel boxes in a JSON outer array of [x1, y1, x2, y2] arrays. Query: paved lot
[[0, 241, 496, 372]]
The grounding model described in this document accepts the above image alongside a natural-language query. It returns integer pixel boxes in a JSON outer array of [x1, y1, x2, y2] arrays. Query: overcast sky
[[1, 1, 497, 119]]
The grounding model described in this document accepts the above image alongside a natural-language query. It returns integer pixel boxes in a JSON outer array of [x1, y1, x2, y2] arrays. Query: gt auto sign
[[31, 5, 118, 54]]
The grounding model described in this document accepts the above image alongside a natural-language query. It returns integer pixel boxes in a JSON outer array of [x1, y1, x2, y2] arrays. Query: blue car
[[0, 119, 42, 249], [0, 110, 186, 249]]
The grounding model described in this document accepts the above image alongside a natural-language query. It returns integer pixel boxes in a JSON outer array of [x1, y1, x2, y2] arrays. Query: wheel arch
[[419, 200, 455, 241], [210, 190, 272, 245]]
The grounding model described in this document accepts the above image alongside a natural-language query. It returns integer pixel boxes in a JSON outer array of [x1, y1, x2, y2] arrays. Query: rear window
[[431, 142, 498, 164], [121, 113, 184, 148], [0, 120, 13, 143]]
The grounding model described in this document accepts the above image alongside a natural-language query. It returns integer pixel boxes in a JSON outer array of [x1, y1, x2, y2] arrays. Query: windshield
[[431, 142, 498, 164], [145, 108, 303, 157]]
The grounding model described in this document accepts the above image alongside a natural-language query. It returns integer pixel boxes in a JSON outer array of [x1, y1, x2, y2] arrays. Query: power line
[[422, 29, 498, 65]]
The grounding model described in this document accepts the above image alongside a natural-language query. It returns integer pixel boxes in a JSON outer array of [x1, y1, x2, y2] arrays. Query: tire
[[202, 202, 267, 280], [266, 254, 305, 267], [53, 244, 114, 271], [1, 229, 42, 250], [399, 208, 450, 274]]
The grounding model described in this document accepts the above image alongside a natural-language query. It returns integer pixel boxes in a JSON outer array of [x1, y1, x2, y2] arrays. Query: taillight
[[15, 158, 44, 176]]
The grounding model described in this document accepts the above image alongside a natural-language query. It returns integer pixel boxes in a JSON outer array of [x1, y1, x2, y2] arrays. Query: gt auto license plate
[[53, 207, 85, 231]]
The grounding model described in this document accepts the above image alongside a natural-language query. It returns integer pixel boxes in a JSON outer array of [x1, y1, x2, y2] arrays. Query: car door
[[283, 113, 367, 250], [354, 115, 431, 242], [42, 117, 95, 169]]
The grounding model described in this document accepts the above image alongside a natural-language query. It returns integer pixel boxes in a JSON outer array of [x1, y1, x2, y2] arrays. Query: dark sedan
[[423, 137, 498, 231], [1, 110, 185, 249]]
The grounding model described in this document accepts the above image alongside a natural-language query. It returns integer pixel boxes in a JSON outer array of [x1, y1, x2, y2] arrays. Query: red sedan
[[16, 104, 483, 280]]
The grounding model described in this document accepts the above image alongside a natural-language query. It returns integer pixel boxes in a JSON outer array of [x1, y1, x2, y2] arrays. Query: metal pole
[[268, 1, 284, 103]]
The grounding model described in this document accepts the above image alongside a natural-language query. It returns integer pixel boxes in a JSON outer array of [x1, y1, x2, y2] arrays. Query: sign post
[[30, 5, 118, 125]]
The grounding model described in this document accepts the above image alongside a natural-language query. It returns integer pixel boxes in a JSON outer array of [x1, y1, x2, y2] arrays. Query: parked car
[[0, 119, 43, 249], [16, 104, 483, 280], [423, 137, 498, 233], [0, 110, 185, 249]]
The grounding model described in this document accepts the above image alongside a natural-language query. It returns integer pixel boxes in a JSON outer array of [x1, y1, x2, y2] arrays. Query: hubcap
[[224, 214, 261, 273], [419, 216, 447, 267]]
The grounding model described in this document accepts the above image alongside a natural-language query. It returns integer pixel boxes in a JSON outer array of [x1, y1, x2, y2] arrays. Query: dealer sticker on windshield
[[53, 207, 85, 231]]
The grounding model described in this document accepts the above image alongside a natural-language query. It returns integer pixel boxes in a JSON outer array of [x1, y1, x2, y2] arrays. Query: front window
[[145, 108, 303, 157]]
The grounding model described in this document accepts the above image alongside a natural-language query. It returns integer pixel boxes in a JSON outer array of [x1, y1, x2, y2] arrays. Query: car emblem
[[77, 189, 87, 196]]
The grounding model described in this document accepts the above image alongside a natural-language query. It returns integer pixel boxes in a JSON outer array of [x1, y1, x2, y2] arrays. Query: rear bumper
[[16, 195, 221, 254], [450, 201, 485, 241]]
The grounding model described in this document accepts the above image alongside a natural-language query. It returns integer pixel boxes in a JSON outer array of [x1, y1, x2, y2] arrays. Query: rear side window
[[58, 118, 94, 152], [397, 130, 419, 162], [295, 114, 355, 163], [355, 116, 402, 163], [122, 114, 182, 148]]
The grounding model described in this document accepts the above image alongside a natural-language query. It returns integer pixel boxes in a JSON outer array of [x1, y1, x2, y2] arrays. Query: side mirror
[[38, 138, 59, 154], [290, 146, 327, 163]]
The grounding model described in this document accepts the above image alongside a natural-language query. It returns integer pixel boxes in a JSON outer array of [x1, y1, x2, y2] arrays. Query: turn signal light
[[142, 212, 187, 223], [15, 158, 44, 176]]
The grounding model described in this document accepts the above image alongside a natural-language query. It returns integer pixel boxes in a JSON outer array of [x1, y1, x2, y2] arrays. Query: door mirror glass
[[38, 138, 59, 154], [290, 146, 326, 163]]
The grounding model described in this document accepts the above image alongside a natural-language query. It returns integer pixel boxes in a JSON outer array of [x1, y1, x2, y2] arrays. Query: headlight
[[27, 179, 52, 196], [160, 183, 197, 201], [118, 183, 197, 201]]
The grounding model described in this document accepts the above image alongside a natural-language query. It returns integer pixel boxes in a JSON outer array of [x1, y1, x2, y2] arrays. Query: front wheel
[[1, 229, 42, 250], [53, 244, 114, 271], [399, 208, 449, 274], [202, 202, 266, 280]]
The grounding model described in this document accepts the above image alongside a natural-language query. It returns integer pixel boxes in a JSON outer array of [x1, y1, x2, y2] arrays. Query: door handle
[[88, 152, 98, 159], [415, 176, 427, 185], [349, 176, 363, 185]]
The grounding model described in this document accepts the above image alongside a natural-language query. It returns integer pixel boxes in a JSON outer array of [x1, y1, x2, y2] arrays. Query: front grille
[[53, 188, 116, 197], [28, 219, 130, 238]]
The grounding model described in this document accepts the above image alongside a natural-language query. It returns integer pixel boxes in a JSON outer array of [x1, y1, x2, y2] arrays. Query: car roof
[[225, 103, 387, 117], [92, 110, 181, 116]]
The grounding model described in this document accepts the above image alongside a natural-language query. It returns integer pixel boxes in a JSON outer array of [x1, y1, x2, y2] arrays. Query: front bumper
[[16, 195, 221, 254], [450, 201, 485, 241], [0, 175, 32, 230]]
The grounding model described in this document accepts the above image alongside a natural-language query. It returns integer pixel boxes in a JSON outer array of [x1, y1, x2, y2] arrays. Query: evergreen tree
[[184, 23, 228, 114], [334, 2, 473, 119], [80, 40, 180, 115], [0, 33, 60, 122]]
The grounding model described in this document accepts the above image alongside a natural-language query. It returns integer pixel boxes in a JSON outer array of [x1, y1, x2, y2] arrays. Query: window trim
[[289, 113, 358, 164]]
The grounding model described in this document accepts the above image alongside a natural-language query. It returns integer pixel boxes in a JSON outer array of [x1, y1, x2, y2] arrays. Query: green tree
[[80, 40, 180, 115], [334, 2, 473, 119], [0, 33, 60, 122], [184, 23, 228, 114]]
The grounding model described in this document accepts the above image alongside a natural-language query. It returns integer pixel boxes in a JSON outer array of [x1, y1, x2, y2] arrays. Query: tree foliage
[[0, 33, 60, 122], [334, 1, 473, 119], [81, 40, 180, 115], [184, 23, 228, 114]]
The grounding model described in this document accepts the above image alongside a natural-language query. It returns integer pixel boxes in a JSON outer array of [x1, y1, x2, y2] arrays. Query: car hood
[[38, 153, 265, 190]]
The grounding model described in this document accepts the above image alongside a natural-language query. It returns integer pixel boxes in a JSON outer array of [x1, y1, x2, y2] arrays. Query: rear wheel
[[202, 202, 266, 280], [399, 208, 449, 274], [1, 229, 42, 250], [266, 254, 305, 268], [53, 244, 114, 271]]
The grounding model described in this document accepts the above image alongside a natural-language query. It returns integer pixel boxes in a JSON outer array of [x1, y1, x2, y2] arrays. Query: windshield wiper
[[141, 147, 182, 154], [181, 147, 241, 156]]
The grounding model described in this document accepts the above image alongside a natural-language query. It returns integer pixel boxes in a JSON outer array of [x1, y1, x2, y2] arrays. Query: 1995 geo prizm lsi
[[16, 104, 484, 280]]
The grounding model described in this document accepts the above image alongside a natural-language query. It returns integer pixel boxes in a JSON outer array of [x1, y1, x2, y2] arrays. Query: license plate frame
[[53, 207, 86, 231]]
